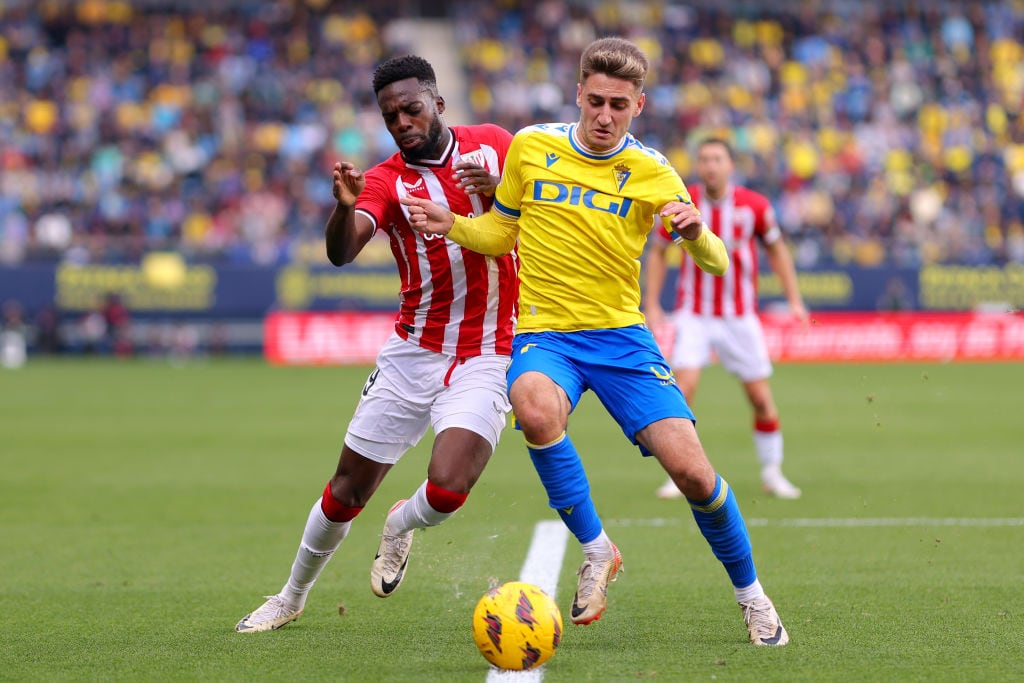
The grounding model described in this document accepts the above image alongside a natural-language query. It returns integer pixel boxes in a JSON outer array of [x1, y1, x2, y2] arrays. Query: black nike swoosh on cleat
[[379, 558, 409, 595], [570, 596, 586, 619], [760, 626, 785, 645]]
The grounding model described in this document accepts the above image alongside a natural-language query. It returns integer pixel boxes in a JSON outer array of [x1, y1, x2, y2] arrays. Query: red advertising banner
[[264, 311, 396, 365], [264, 311, 1024, 365]]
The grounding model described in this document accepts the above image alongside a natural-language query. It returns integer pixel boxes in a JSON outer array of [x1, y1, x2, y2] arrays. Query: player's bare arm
[[453, 161, 499, 197], [642, 234, 670, 328], [325, 161, 375, 266], [765, 239, 810, 326]]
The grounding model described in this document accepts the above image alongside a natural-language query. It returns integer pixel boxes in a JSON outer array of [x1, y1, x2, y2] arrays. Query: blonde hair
[[579, 37, 649, 91]]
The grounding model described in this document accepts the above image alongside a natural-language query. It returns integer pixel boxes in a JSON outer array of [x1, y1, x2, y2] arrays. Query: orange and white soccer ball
[[472, 581, 563, 671]]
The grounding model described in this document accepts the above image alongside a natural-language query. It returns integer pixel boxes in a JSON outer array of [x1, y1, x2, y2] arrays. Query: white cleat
[[570, 542, 623, 625], [370, 500, 414, 598], [655, 478, 684, 500], [740, 595, 789, 646], [761, 468, 802, 499], [235, 595, 303, 633]]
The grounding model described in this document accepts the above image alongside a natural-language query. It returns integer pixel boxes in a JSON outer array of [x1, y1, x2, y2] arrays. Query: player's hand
[[660, 201, 703, 241], [333, 162, 365, 207], [791, 301, 811, 329], [401, 195, 455, 235], [453, 161, 499, 197]]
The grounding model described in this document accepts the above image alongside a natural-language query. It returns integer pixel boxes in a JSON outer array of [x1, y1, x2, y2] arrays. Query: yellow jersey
[[449, 122, 726, 333]]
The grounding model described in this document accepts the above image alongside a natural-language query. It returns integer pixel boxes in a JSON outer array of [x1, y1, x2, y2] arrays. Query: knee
[[328, 475, 373, 508], [510, 379, 567, 443]]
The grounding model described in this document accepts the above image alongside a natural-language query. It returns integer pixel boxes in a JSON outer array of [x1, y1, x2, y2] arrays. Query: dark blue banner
[[3, 260, 1022, 319]]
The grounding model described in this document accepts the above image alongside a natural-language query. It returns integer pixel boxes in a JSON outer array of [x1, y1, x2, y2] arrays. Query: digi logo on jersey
[[532, 180, 633, 217]]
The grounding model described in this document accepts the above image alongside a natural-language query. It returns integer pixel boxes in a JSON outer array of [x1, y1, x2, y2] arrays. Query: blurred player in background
[[403, 37, 788, 646], [645, 138, 808, 500], [236, 55, 517, 632]]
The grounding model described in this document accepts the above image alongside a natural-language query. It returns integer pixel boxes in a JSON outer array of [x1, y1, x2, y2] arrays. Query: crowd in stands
[[3, 0, 1024, 269]]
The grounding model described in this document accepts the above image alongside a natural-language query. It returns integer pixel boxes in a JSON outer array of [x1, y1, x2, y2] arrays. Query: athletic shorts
[[508, 325, 694, 456], [671, 312, 772, 383], [345, 333, 512, 464]]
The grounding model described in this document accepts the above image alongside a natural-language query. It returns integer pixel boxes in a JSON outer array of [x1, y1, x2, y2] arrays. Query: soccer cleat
[[739, 595, 789, 646], [235, 595, 303, 633], [570, 542, 623, 625], [655, 477, 684, 500], [761, 468, 802, 499], [370, 499, 413, 598]]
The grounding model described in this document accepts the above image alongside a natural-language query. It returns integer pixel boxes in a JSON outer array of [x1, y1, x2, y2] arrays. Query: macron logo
[[403, 178, 424, 191], [545, 152, 559, 167]]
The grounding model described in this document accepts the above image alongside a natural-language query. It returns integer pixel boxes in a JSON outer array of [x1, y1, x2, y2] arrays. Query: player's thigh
[[508, 332, 587, 414], [344, 336, 444, 465], [431, 353, 512, 454], [586, 326, 695, 452], [671, 311, 712, 369], [713, 315, 772, 382]]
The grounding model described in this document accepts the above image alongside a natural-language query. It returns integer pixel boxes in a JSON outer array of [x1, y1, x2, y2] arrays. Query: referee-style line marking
[[485, 520, 569, 683]]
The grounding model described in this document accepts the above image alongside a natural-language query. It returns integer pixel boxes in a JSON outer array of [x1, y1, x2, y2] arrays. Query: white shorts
[[670, 312, 772, 383], [344, 333, 512, 465]]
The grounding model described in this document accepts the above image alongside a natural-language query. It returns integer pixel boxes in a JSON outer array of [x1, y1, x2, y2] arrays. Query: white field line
[[485, 520, 570, 683], [605, 517, 1024, 528]]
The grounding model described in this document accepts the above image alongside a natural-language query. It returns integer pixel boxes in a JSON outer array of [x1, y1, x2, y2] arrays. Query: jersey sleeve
[[354, 168, 392, 233], [747, 190, 781, 245]]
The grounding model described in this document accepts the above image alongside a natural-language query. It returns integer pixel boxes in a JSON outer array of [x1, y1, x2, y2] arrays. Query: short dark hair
[[698, 137, 734, 159], [372, 55, 437, 95], [580, 37, 648, 91]]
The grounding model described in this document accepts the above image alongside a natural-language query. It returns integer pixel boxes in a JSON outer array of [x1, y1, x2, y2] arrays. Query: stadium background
[[1, 0, 1022, 362]]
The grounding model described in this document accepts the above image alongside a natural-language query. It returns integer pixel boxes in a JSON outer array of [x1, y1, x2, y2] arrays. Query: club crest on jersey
[[460, 149, 486, 167], [614, 163, 631, 192], [403, 177, 424, 191]]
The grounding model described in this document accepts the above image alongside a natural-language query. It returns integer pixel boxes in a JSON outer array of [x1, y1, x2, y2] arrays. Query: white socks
[[734, 578, 766, 604], [279, 499, 352, 609], [387, 480, 456, 535], [753, 428, 784, 469], [581, 530, 614, 560]]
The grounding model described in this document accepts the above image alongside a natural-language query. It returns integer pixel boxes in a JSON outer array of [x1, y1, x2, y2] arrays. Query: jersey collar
[[568, 124, 628, 160]]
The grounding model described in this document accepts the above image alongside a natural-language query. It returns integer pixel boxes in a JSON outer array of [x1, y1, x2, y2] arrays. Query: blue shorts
[[508, 325, 695, 455]]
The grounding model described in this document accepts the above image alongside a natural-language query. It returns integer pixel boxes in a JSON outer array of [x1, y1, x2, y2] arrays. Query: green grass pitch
[[2, 358, 1022, 681]]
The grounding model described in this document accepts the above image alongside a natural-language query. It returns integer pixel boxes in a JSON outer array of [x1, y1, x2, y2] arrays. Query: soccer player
[[235, 55, 518, 632], [402, 37, 789, 646], [646, 138, 808, 500]]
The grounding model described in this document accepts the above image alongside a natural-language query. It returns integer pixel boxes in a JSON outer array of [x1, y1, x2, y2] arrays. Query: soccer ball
[[472, 581, 563, 671]]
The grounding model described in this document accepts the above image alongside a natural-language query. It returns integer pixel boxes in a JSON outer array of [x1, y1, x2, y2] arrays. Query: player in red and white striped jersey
[[644, 138, 808, 501], [236, 56, 517, 633]]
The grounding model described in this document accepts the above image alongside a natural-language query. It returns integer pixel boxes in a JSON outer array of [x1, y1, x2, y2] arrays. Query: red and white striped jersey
[[658, 184, 782, 318], [355, 124, 518, 356]]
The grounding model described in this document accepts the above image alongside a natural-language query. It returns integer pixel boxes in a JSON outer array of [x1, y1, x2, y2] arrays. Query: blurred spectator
[[0, 0, 404, 267], [1, 0, 1021, 269], [33, 304, 65, 354], [1, 300, 28, 369], [454, 0, 1024, 268], [102, 293, 133, 357]]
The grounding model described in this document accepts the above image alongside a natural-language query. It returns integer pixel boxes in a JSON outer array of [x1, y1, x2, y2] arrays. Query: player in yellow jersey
[[402, 37, 788, 646]]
